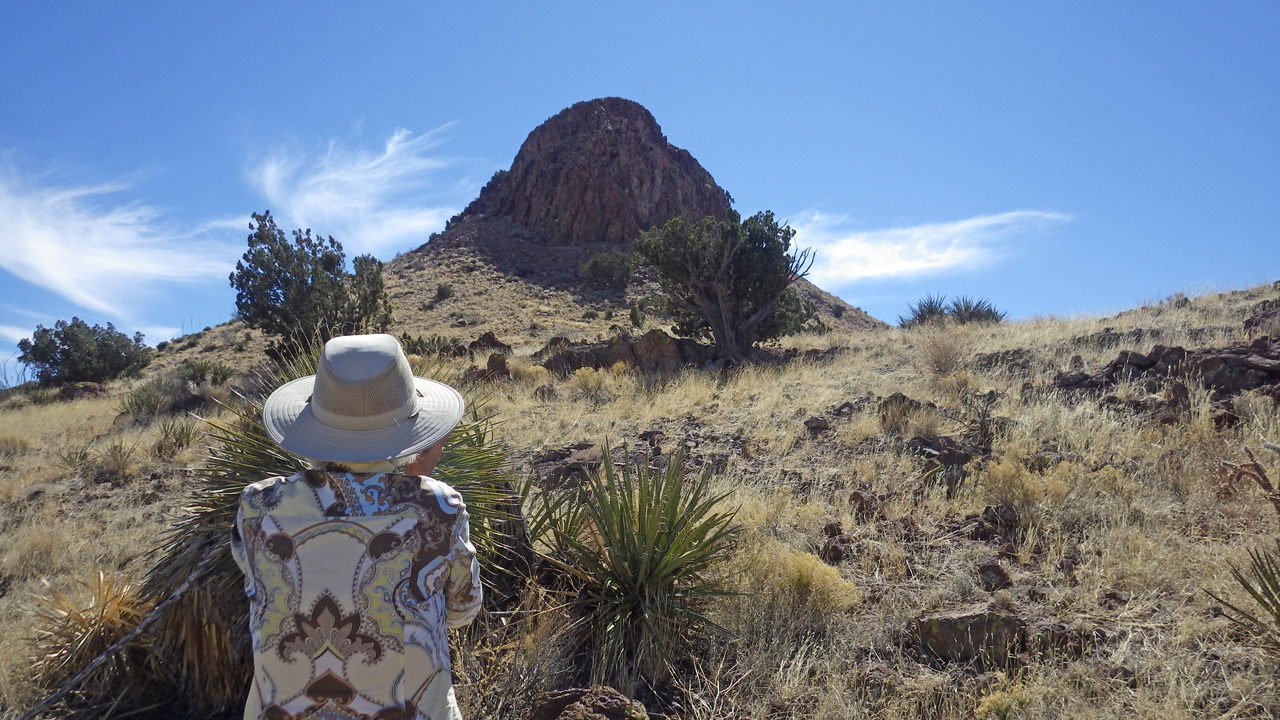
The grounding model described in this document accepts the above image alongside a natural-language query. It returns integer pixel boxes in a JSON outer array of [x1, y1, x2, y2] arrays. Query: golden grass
[[2, 281, 1279, 717]]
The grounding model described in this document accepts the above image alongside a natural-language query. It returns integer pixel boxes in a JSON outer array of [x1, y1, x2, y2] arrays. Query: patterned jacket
[[230, 469, 483, 720]]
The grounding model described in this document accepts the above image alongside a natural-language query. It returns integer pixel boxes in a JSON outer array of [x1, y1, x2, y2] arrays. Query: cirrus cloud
[[0, 168, 242, 321], [248, 127, 465, 259], [795, 210, 1071, 287]]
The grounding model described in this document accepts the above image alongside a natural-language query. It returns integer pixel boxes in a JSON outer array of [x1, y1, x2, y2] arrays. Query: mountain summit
[[460, 97, 730, 246]]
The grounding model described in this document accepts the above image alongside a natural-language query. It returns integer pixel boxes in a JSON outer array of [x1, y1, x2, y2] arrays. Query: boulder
[[632, 329, 683, 372], [911, 603, 1024, 666], [977, 555, 1014, 591], [529, 687, 647, 720], [469, 331, 512, 356], [59, 382, 106, 400]]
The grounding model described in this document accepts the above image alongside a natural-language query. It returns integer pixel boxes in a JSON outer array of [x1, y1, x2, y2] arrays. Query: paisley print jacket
[[230, 469, 483, 720]]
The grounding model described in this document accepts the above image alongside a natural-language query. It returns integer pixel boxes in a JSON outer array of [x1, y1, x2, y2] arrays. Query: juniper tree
[[635, 209, 813, 362], [229, 211, 392, 340]]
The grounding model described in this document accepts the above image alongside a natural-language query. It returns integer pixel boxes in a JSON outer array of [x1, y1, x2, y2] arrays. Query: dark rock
[[848, 490, 880, 521], [804, 416, 830, 432], [485, 353, 510, 381], [529, 686, 647, 720], [878, 393, 924, 429], [59, 382, 106, 400], [911, 603, 1024, 665], [820, 536, 850, 564], [977, 556, 1014, 591], [632, 329, 683, 372], [469, 331, 512, 356], [822, 521, 844, 538], [461, 97, 730, 247], [533, 384, 557, 401], [907, 435, 972, 467], [997, 543, 1019, 561]]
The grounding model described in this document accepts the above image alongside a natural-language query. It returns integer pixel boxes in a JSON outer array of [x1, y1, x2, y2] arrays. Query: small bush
[[57, 442, 94, 472], [155, 341, 170, 352], [99, 439, 139, 480], [400, 332, 468, 358], [434, 283, 454, 302], [899, 294, 1007, 328], [582, 310, 599, 320], [118, 380, 170, 418], [547, 449, 740, 692], [178, 359, 235, 386], [155, 417, 203, 460], [580, 250, 634, 289], [0, 433, 32, 458], [899, 294, 949, 328], [1209, 540, 1280, 656], [919, 331, 967, 376]]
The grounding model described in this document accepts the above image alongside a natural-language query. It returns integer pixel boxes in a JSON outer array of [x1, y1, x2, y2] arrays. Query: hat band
[[310, 395, 419, 431]]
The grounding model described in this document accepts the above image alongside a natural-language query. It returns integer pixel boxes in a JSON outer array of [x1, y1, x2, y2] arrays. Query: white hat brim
[[261, 375, 465, 463]]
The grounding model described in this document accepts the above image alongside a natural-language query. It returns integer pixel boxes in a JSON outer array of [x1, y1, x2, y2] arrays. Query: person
[[230, 333, 482, 720]]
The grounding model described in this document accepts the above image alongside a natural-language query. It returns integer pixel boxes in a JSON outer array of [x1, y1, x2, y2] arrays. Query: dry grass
[[2, 281, 1279, 717]]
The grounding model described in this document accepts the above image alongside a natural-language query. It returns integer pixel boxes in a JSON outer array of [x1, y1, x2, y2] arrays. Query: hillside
[[1, 282, 1279, 718]]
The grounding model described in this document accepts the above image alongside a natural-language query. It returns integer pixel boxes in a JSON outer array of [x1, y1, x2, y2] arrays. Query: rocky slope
[[387, 97, 884, 341]]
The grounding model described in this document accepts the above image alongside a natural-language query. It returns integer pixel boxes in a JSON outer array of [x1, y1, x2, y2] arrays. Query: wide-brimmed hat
[[262, 334, 465, 463]]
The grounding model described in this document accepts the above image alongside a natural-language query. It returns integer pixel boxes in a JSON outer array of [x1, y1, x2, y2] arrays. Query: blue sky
[[1, 1, 1277, 376]]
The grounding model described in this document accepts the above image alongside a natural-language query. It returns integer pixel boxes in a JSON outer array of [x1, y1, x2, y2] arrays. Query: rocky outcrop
[[461, 97, 730, 246], [534, 330, 717, 376], [530, 687, 646, 720]]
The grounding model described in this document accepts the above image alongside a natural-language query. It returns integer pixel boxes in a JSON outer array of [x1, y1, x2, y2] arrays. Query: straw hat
[[262, 334, 465, 463]]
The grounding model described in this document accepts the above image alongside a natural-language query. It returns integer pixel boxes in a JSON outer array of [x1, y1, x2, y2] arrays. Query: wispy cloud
[[0, 168, 241, 320], [248, 128, 463, 259], [0, 325, 29, 344], [795, 210, 1070, 287]]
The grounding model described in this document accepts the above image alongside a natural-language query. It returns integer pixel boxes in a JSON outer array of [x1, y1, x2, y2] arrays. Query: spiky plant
[[1208, 541, 1280, 656], [948, 295, 1008, 325], [137, 337, 514, 713], [548, 449, 740, 693], [28, 572, 167, 710], [898, 293, 949, 328]]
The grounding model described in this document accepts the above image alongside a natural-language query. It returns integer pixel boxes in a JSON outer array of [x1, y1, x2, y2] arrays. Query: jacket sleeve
[[444, 499, 483, 628], [229, 485, 258, 598]]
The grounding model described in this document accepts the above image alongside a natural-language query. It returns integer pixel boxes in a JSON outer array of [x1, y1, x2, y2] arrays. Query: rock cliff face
[[461, 97, 730, 246]]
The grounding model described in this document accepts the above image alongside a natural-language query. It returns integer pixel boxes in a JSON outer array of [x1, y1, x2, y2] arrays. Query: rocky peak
[[461, 97, 730, 246]]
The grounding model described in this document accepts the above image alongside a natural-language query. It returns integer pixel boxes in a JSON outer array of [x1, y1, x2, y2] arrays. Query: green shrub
[[18, 318, 152, 385], [178, 360, 236, 386], [399, 332, 468, 358], [155, 417, 203, 460], [118, 380, 170, 418], [547, 449, 740, 692], [580, 250, 634, 289], [899, 294, 1007, 328], [434, 283, 455, 302], [582, 310, 599, 320], [57, 442, 93, 472], [156, 341, 170, 352]]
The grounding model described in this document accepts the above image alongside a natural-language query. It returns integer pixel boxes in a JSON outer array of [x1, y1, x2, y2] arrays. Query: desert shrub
[[0, 433, 31, 458], [155, 341, 170, 352], [1209, 541, 1280, 656], [899, 294, 1007, 328], [118, 379, 170, 418], [177, 359, 236, 386], [899, 294, 950, 328], [949, 295, 1008, 325], [399, 332, 468, 358], [57, 442, 94, 472], [18, 317, 152, 385], [28, 572, 168, 712], [98, 438, 140, 480], [582, 310, 599, 320], [155, 417, 204, 460], [547, 450, 740, 692], [580, 250, 634, 289], [919, 330, 967, 376], [434, 282, 455, 302]]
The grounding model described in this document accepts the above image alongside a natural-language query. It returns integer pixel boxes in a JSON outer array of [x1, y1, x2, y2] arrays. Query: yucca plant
[[548, 449, 741, 693], [898, 293, 949, 328], [135, 335, 514, 713], [948, 295, 1008, 325], [28, 572, 167, 711], [1208, 541, 1280, 655]]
